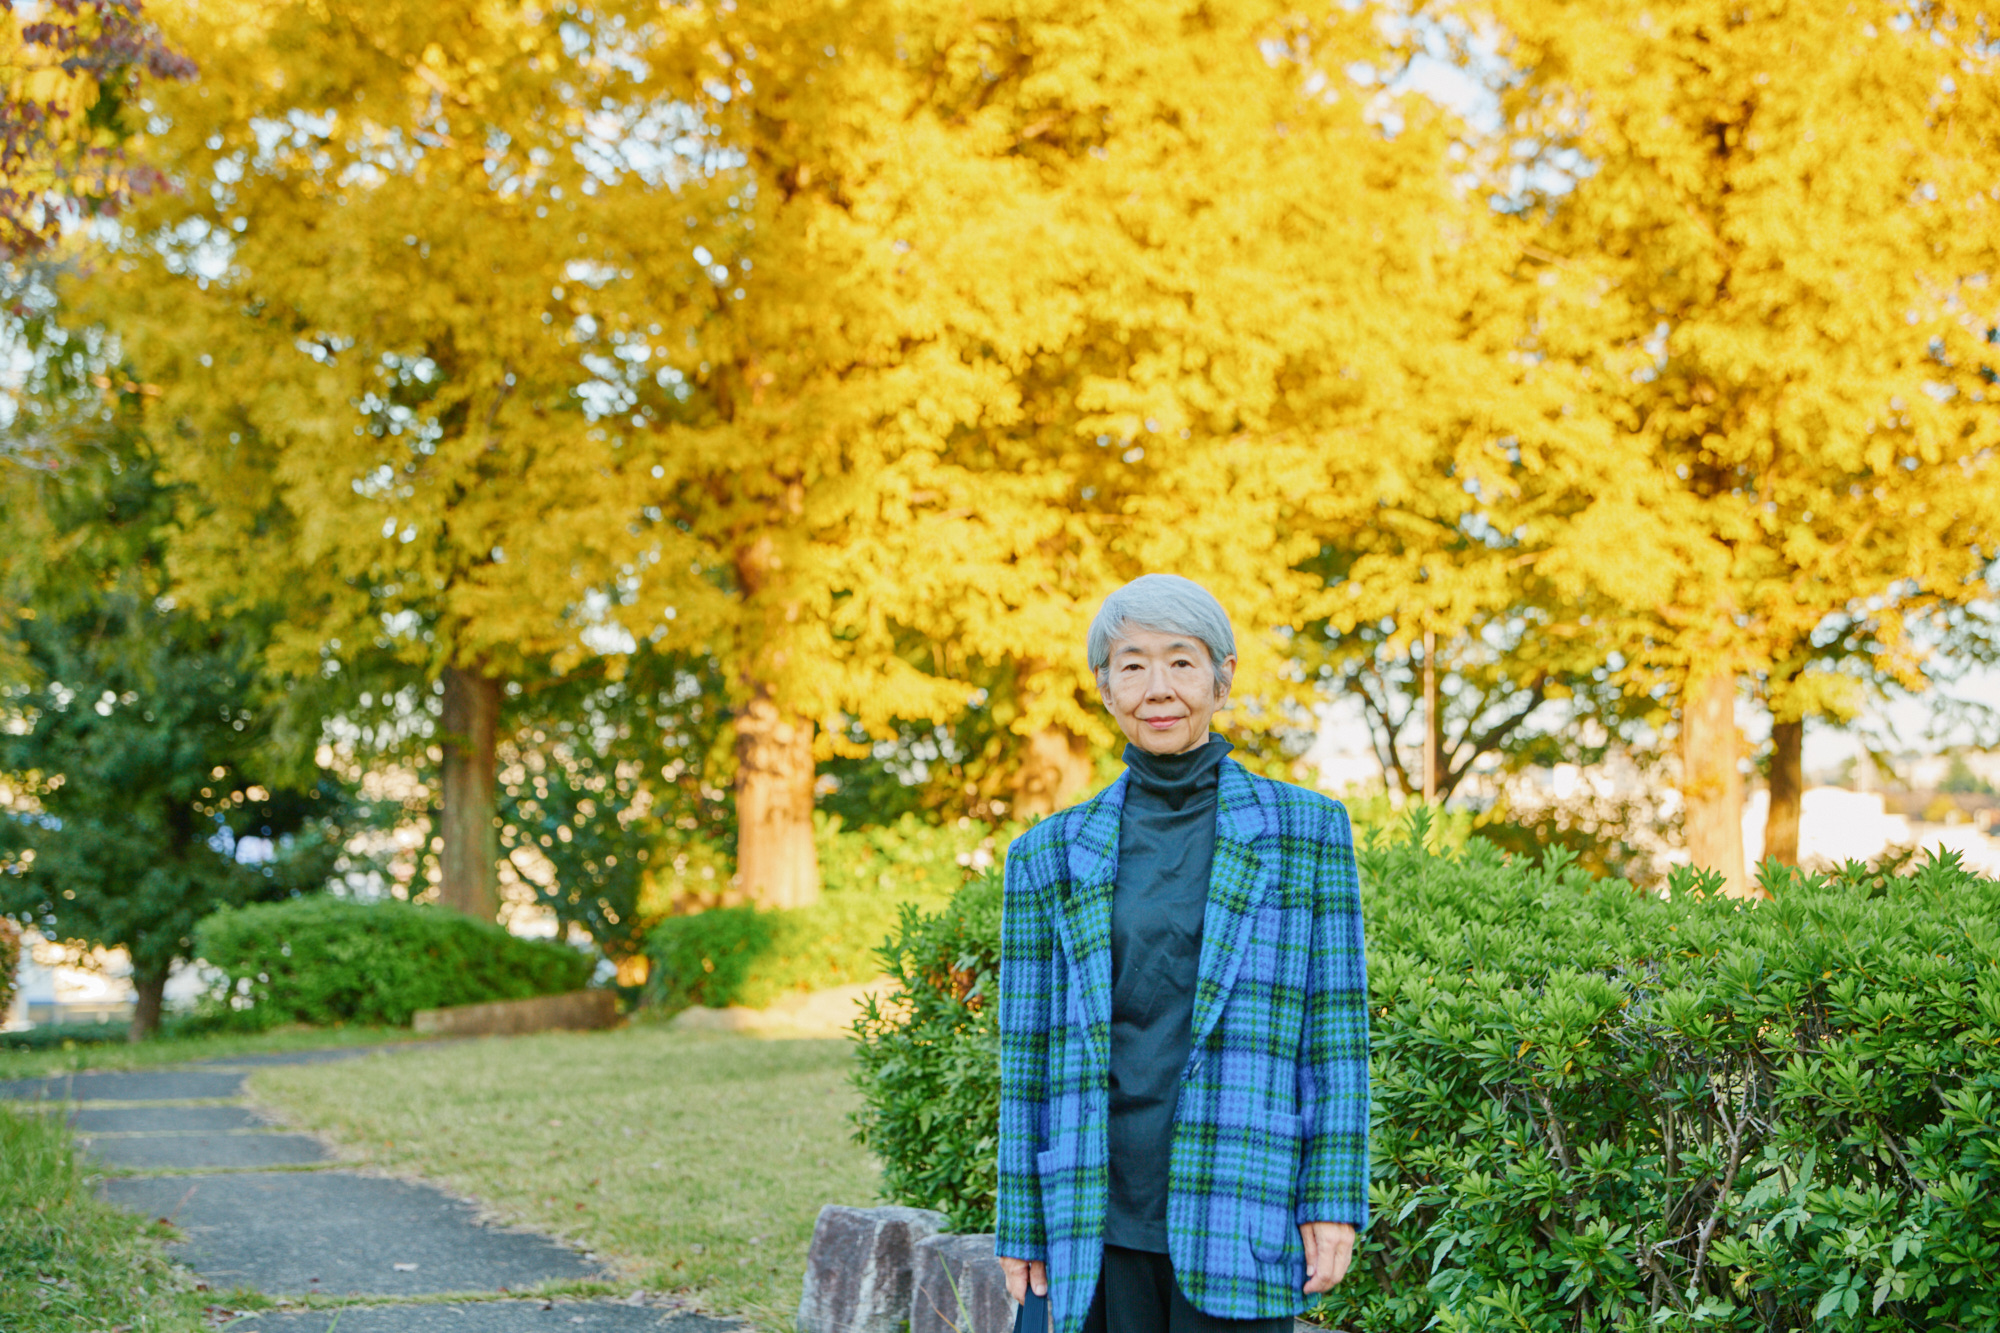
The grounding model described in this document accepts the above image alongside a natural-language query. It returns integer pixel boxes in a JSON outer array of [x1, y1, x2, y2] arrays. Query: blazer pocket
[[1035, 1142, 1073, 1178], [1248, 1113, 1305, 1264]]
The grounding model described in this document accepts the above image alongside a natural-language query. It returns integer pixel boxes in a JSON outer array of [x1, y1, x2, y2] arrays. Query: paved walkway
[[0, 1048, 735, 1332]]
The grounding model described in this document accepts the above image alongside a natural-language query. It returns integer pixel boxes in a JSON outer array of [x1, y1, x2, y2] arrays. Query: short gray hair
[[1087, 574, 1236, 694]]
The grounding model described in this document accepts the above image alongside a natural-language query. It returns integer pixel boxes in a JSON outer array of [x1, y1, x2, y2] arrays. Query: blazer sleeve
[[1294, 798, 1372, 1228], [996, 836, 1054, 1262]]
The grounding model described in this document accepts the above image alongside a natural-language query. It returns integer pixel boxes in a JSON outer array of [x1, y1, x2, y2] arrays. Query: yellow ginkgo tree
[[77, 0, 728, 916], [610, 0, 1529, 901], [1473, 0, 2000, 890]]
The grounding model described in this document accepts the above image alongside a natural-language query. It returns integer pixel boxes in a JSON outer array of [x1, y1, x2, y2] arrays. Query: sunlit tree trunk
[[735, 689, 820, 909], [1009, 726, 1093, 817], [439, 666, 501, 918], [1766, 718, 1804, 868], [1680, 671, 1753, 897], [1421, 631, 1439, 805], [129, 959, 168, 1042]]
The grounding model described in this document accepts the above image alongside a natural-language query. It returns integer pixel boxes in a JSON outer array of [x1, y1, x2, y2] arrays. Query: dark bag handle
[[1014, 1285, 1049, 1333]]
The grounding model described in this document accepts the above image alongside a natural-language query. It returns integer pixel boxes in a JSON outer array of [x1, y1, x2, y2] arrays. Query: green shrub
[[640, 813, 1000, 1014], [818, 811, 1001, 900], [643, 905, 775, 1012], [1338, 788, 1476, 851], [1335, 833, 2000, 1332], [850, 868, 1003, 1232], [0, 1022, 129, 1052], [193, 897, 594, 1028], [1472, 790, 1677, 886], [851, 814, 2000, 1331]]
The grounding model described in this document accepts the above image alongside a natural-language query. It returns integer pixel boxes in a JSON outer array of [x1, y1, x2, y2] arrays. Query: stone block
[[909, 1233, 1014, 1333], [797, 1204, 949, 1333], [411, 989, 618, 1037]]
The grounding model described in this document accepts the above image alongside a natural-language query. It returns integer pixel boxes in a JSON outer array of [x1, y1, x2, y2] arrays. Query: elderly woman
[[996, 574, 1370, 1333]]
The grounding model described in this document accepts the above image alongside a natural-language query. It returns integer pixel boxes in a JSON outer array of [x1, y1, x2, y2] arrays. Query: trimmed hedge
[[850, 817, 2000, 1331], [193, 897, 594, 1028], [0, 1021, 129, 1051]]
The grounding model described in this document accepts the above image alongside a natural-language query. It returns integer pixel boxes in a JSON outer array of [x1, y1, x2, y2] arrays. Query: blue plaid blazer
[[996, 758, 1370, 1329]]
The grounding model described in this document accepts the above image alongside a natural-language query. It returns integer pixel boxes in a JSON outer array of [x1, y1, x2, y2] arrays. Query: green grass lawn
[[0, 1103, 210, 1333], [0, 1023, 422, 1083], [250, 1026, 881, 1330]]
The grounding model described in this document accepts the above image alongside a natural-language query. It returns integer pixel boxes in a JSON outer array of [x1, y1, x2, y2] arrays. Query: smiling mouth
[[1141, 716, 1184, 728]]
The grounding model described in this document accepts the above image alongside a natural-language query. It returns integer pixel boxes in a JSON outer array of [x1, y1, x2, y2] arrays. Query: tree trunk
[[1680, 670, 1753, 898], [735, 690, 819, 910], [1009, 726, 1093, 817], [1767, 718, 1804, 868], [1421, 631, 1438, 805], [439, 666, 501, 918], [128, 960, 168, 1042]]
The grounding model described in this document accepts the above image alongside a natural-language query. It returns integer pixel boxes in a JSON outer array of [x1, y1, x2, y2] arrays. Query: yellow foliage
[[82, 0, 720, 683], [61, 0, 2000, 817], [2, 1, 193, 256], [621, 0, 1520, 752], [1484, 0, 2000, 694], [82, 0, 1504, 756]]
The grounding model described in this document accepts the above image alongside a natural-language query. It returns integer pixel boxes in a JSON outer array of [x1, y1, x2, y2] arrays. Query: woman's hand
[[1000, 1256, 1048, 1305], [1300, 1221, 1356, 1294]]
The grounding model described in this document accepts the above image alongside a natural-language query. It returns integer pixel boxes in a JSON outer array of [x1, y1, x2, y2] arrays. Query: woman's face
[[1099, 626, 1235, 755]]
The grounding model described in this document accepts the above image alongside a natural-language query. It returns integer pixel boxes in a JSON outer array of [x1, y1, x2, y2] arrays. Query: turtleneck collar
[[1121, 734, 1232, 812]]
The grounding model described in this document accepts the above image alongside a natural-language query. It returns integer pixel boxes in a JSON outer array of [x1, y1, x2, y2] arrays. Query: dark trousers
[[1079, 1245, 1295, 1333]]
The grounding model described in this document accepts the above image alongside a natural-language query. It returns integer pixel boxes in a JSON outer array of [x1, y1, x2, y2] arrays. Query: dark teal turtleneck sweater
[[1104, 733, 1231, 1253]]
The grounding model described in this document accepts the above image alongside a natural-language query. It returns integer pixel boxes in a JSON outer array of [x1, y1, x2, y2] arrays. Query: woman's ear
[[1215, 656, 1237, 701]]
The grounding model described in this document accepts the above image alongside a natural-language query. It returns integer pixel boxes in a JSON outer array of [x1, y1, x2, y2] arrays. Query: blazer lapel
[[1190, 760, 1274, 1052], [1055, 773, 1126, 1046]]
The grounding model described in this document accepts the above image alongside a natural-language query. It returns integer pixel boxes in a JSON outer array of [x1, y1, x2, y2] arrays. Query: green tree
[[0, 447, 350, 1038], [496, 648, 735, 971]]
